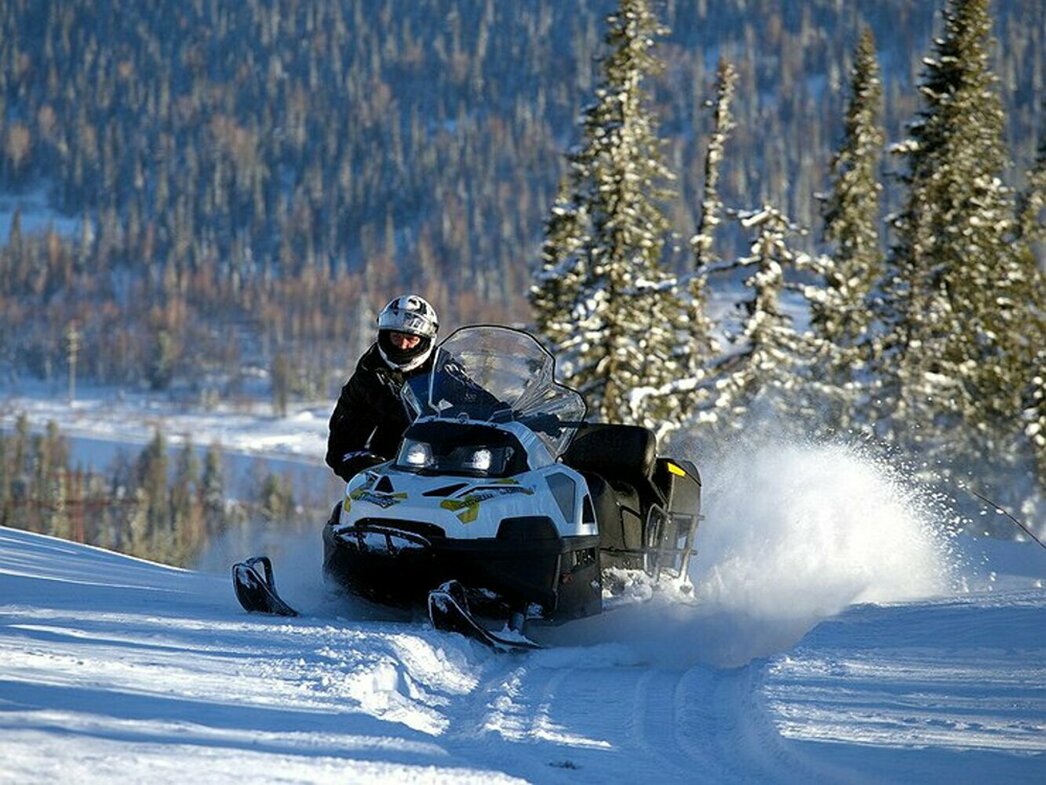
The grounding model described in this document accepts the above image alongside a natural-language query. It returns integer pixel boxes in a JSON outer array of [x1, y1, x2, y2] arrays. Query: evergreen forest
[[532, 0, 1044, 528], [1, 0, 1044, 538], [1, 0, 1040, 386]]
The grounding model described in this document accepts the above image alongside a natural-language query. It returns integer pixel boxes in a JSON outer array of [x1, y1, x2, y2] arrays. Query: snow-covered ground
[[0, 384, 331, 465], [1, 390, 1044, 783]]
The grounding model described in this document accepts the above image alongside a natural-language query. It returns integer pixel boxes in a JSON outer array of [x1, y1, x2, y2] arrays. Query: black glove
[[337, 451, 387, 482]]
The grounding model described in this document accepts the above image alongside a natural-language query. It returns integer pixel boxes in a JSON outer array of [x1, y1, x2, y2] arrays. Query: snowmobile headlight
[[447, 445, 514, 476], [402, 440, 433, 469], [396, 427, 517, 477]]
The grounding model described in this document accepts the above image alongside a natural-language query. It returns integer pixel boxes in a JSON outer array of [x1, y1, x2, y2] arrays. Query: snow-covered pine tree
[[1017, 118, 1045, 259], [1027, 361, 1046, 516], [691, 58, 738, 274], [1018, 126, 1046, 519], [530, 178, 588, 367], [632, 58, 737, 436], [681, 58, 734, 385], [878, 0, 1044, 512], [704, 206, 811, 432], [809, 28, 885, 434], [530, 0, 686, 425]]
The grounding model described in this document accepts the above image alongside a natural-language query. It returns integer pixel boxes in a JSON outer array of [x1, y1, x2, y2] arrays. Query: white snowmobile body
[[321, 326, 701, 627]]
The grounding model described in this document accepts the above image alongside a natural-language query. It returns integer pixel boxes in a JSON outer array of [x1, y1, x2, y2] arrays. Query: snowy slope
[[1, 393, 1044, 783], [1, 526, 1043, 785], [0, 510, 1041, 782]]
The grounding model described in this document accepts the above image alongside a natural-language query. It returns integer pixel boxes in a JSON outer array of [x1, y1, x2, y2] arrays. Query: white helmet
[[376, 294, 439, 371]]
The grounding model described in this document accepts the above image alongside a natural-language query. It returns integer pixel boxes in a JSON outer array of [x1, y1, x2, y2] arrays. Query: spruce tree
[[530, 179, 588, 363], [809, 28, 886, 433], [692, 58, 738, 273], [171, 438, 203, 563], [128, 487, 151, 559], [47, 469, 71, 541], [135, 429, 170, 550], [634, 59, 736, 438], [682, 59, 734, 391], [172, 438, 200, 519], [258, 472, 294, 524], [1017, 119, 1045, 253], [271, 352, 291, 417], [529, 0, 685, 425], [704, 206, 811, 431], [879, 0, 1043, 505], [1019, 127, 1046, 515], [201, 442, 226, 537], [1029, 365, 1046, 508]]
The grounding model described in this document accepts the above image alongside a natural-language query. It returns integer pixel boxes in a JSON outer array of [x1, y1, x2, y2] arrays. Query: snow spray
[[546, 438, 960, 668], [682, 439, 958, 665]]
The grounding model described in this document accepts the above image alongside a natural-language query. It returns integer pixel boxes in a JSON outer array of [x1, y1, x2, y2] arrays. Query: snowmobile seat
[[561, 424, 666, 556], [562, 423, 656, 478]]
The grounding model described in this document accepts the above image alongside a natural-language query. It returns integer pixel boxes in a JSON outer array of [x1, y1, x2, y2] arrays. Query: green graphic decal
[[439, 486, 533, 524], [354, 490, 408, 509]]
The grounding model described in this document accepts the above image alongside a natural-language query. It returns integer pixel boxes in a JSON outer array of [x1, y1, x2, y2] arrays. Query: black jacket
[[325, 343, 433, 481]]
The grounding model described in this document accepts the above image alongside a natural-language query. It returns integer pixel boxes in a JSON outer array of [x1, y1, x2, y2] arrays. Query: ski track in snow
[[1, 396, 1045, 783]]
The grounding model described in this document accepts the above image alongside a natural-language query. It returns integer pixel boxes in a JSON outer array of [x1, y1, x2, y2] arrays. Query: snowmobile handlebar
[[515, 412, 588, 437]]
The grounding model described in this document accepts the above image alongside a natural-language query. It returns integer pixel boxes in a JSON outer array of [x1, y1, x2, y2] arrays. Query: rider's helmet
[[376, 294, 439, 371]]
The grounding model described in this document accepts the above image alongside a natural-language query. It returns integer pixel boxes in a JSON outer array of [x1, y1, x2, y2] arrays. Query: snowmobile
[[233, 325, 702, 651]]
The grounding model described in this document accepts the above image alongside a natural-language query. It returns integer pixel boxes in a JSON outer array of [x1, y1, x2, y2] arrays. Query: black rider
[[325, 294, 439, 482]]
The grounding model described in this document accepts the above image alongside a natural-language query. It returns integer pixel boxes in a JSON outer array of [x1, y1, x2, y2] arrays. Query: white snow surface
[[1, 390, 1044, 783]]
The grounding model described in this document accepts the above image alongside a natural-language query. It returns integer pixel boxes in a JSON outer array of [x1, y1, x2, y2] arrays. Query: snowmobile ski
[[232, 556, 298, 617], [427, 580, 540, 653]]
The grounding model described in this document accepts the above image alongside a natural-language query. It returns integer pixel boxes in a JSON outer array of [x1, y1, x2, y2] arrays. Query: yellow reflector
[[666, 462, 686, 476]]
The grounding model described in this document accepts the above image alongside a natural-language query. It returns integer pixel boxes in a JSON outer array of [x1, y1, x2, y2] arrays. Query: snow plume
[[685, 438, 958, 665], [544, 437, 960, 668]]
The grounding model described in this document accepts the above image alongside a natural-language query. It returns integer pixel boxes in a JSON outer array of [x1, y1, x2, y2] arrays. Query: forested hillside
[[0, 0, 1041, 396], [0, 413, 303, 566]]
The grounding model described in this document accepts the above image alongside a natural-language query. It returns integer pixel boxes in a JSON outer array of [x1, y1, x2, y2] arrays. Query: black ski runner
[[427, 580, 540, 653], [232, 556, 298, 617]]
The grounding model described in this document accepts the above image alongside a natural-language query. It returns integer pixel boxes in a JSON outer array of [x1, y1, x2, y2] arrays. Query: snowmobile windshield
[[401, 326, 586, 458]]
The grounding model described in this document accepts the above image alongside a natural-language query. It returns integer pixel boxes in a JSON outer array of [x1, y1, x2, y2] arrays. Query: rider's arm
[[326, 377, 381, 480]]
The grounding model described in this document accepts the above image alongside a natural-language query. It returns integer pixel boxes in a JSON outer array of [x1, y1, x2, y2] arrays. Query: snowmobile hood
[[340, 459, 595, 541]]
